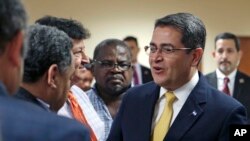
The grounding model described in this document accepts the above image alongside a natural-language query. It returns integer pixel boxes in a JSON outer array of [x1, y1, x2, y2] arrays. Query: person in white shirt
[[206, 32, 250, 123], [123, 36, 153, 86], [36, 16, 105, 141], [108, 13, 247, 141]]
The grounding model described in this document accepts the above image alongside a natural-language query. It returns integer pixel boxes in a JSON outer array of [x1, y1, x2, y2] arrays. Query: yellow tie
[[152, 91, 176, 141]]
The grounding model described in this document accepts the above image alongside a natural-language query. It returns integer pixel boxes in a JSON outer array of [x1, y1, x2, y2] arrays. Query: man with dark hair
[[108, 13, 247, 141], [36, 16, 104, 141], [0, 0, 89, 140], [206, 32, 250, 123], [87, 39, 133, 140], [36, 16, 90, 84], [123, 36, 153, 86]]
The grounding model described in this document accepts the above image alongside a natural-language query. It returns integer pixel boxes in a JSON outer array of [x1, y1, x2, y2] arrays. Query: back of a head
[[0, 0, 27, 55], [215, 32, 240, 51], [123, 36, 138, 47], [155, 12, 206, 51], [23, 24, 73, 83], [35, 16, 90, 40]]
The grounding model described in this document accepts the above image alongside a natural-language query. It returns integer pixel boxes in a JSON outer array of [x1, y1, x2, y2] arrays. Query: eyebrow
[[149, 42, 175, 48]]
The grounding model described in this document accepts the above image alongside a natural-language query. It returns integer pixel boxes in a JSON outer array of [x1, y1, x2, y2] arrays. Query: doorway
[[238, 36, 250, 76]]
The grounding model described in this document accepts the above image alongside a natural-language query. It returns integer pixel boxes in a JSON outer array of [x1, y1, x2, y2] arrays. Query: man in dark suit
[[205, 32, 250, 123], [0, 1, 90, 140], [15, 24, 76, 112], [108, 13, 247, 141], [123, 36, 153, 85]]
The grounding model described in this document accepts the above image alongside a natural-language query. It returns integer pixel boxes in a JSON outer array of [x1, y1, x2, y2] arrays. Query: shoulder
[[237, 71, 250, 80], [205, 71, 216, 78], [236, 71, 250, 87], [0, 96, 90, 141], [124, 81, 158, 100], [46, 113, 90, 140], [195, 74, 244, 110], [139, 64, 151, 71], [86, 88, 98, 101], [202, 82, 245, 114]]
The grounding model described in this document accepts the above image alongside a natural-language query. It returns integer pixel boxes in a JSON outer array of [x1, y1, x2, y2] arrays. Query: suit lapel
[[16, 87, 48, 111], [210, 72, 218, 88], [165, 74, 207, 141], [233, 71, 245, 98], [143, 82, 161, 140]]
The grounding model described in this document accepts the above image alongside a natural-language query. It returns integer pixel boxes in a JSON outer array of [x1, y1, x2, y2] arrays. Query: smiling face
[[93, 45, 133, 97], [213, 39, 242, 75], [149, 26, 201, 90], [70, 39, 90, 85]]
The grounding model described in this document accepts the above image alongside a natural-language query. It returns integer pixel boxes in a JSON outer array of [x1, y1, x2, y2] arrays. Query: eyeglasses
[[144, 45, 192, 55], [93, 60, 132, 71]]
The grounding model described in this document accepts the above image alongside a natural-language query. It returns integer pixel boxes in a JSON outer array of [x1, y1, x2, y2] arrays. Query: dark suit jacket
[[140, 64, 153, 84], [107, 73, 247, 141], [205, 71, 250, 123], [0, 82, 90, 141], [15, 87, 49, 111]]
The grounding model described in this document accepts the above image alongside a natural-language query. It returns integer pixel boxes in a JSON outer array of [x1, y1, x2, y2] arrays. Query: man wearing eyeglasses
[[108, 13, 247, 141], [87, 39, 133, 141]]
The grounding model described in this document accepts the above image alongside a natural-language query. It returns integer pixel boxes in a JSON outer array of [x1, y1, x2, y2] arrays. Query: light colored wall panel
[[22, 0, 250, 74]]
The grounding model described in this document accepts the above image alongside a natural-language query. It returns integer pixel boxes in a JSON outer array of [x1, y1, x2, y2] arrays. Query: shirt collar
[[0, 81, 8, 96], [36, 98, 50, 111], [216, 68, 237, 81], [159, 70, 199, 102]]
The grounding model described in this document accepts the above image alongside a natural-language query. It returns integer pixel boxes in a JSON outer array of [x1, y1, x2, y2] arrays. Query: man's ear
[[47, 64, 58, 88], [192, 48, 203, 66], [7, 31, 23, 67]]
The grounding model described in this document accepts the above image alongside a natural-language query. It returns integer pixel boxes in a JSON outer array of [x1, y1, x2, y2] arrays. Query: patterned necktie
[[133, 67, 139, 85], [222, 77, 230, 95], [68, 91, 97, 141], [152, 91, 176, 141]]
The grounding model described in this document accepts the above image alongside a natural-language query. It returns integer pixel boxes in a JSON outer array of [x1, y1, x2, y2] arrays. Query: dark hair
[[0, 0, 27, 54], [155, 13, 206, 51], [35, 16, 90, 40], [23, 24, 73, 83], [93, 39, 132, 59], [215, 32, 240, 51], [123, 36, 138, 46]]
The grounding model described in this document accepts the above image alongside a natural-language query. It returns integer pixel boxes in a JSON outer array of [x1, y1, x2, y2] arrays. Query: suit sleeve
[[218, 105, 247, 141]]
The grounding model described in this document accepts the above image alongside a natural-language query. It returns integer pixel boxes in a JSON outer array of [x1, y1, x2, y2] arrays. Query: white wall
[[23, 0, 250, 74]]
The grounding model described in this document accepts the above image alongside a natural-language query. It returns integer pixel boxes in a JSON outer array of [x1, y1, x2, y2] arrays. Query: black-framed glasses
[[93, 60, 132, 71], [144, 45, 192, 55]]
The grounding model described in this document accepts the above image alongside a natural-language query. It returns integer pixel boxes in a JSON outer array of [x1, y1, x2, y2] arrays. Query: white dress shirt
[[216, 69, 237, 96], [58, 85, 105, 141], [151, 71, 199, 132]]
